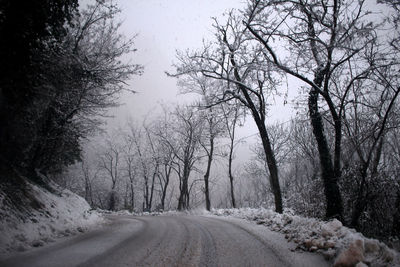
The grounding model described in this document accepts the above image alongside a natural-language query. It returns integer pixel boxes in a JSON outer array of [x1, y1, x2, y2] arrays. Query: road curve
[[0, 214, 328, 267]]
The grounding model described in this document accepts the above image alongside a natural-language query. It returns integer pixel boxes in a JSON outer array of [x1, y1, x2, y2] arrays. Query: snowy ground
[[0, 181, 104, 257], [1, 213, 329, 267], [1, 188, 399, 267], [209, 208, 400, 267]]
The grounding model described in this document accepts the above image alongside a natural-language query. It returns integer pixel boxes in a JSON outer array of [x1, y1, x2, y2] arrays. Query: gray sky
[[102, 0, 390, 132], [107, 0, 246, 123], [89, 0, 391, 166], [104, 0, 297, 139], [95, 0, 300, 166]]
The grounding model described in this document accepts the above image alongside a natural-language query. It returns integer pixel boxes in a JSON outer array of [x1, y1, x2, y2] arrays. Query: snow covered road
[[0, 214, 328, 267]]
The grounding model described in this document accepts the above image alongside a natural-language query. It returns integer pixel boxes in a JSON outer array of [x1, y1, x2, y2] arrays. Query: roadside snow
[[211, 208, 400, 267], [0, 182, 104, 257], [210, 215, 329, 266]]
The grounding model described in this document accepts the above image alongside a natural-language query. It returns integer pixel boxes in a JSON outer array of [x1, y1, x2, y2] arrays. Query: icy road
[[0, 214, 328, 267]]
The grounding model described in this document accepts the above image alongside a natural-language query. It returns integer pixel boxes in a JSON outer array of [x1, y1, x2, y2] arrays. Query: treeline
[[0, 0, 141, 182], [61, 103, 236, 212], [65, 0, 399, 241], [172, 0, 400, 240]]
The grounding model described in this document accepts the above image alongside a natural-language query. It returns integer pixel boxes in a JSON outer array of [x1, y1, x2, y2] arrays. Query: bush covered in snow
[[211, 208, 400, 267], [0, 180, 104, 256]]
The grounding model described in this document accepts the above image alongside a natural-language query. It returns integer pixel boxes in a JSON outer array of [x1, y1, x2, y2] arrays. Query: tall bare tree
[[173, 12, 283, 213], [175, 74, 226, 211], [100, 136, 122, 211], [155, 105, 204, 210], [221, 101, 242, 208], [126, 121, 160, 212], [243, 0, 390, 220]]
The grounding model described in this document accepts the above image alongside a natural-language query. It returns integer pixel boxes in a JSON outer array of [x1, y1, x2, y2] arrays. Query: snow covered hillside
[[0, 179, 104, 257], [211, 208, 400, 267]]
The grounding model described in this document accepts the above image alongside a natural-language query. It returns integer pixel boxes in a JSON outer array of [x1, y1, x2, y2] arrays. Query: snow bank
[[0, 181, 104, 257], [98, 208, 210, 217], [211, 208, 400, 267], [96, 209, 165, 216]]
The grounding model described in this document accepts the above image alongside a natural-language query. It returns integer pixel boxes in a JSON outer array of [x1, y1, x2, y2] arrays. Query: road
[[0, 214, 329, 267]]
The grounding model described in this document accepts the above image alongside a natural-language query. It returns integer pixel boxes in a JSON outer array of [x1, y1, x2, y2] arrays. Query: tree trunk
[[149, 169, 157, 211], [130, 181, 135, 212], [229, 54, 282, 213], [161, 180, 168, 210], [333, 120, 342, 179], [254, 119, 283, 213], [178, 175, 189, 210], [177, 194, 183, 210], [178, 175, 184, 210], [178, 172, 190, 210], [127, 166, 135, 212], [160, 164, 171, 210], [143, 176, 150, 211], [108, 191, 116, 211], [308, 85, 343, 220], [203, 137, 214, 211], [228, 140, 236, 208]]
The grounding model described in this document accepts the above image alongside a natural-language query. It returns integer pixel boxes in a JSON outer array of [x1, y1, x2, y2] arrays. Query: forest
[[0, 0, 399, 245]]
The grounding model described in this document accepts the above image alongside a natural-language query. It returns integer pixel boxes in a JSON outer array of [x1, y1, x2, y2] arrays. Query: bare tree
[[150, 114, 176, 211], [81, 160, 99, 207], [172, 12, 283, 213], [176, 74, 226, 211], [122, 131, 138, 212], [340, 41, 400, 228], [99, 136, 122, 211], [157, 150, 174, 211], [243, 0, 390, 220], [221, 101, 242, 208], [281, 118, 325, 218], [126, 121, 159, 212], [155, 105, 204, 210], [198, 108, 222, 211], [143, 124, 161, 211]]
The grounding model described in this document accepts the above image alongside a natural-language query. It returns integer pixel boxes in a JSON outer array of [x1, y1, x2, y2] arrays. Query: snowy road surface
[[0, 214, 328, 267]]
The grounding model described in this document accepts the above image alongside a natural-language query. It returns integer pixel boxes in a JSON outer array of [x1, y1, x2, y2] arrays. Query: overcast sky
[[105, 0, 244, 123], [98, 0, 390, 129], [102, 0, 299, 139], [100, 1, 275, 121], [85, 0, 390, 164]]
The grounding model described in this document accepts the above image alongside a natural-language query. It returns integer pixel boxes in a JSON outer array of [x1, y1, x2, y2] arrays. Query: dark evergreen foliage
[[0, 0, 79, 174], [0, 0, 141, 181]]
